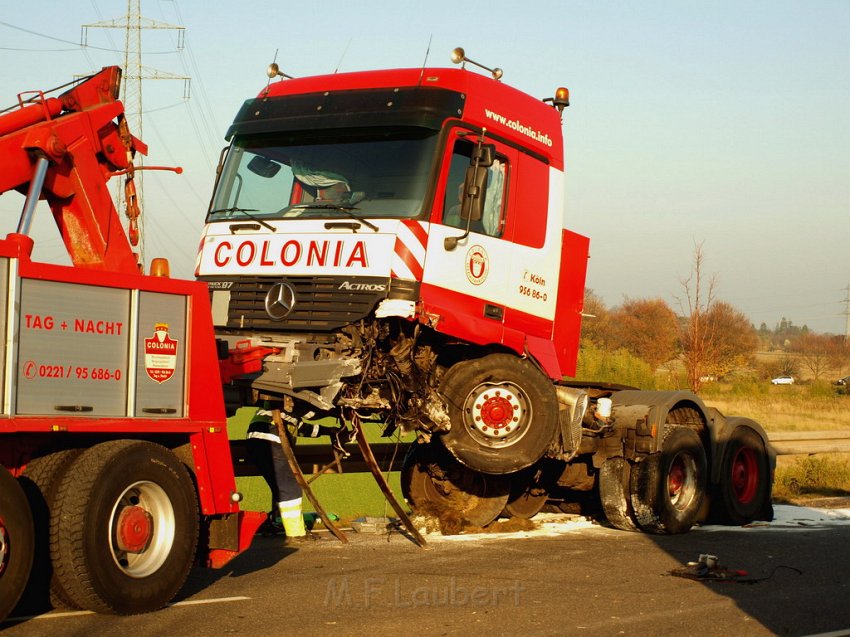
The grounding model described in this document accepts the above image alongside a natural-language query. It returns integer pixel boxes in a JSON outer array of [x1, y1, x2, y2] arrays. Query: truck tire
[[50, 440, 199, 614], [439, 354, 560, 475], [401, 443, 508, 529], [0, 465, 34, 622], [716, 426, 772, 525], [502, 463, 552, 519], [630, 427, 707, 534], [18, 449, 82, 612], [598, 457, 639, 531]]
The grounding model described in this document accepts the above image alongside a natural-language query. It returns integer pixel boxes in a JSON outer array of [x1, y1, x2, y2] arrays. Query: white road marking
[[2, 596, 250, 624], [168, 596, 251, 608]]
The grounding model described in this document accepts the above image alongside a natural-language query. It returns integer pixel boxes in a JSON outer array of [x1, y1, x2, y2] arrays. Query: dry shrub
[[773, 455, 850, 500]]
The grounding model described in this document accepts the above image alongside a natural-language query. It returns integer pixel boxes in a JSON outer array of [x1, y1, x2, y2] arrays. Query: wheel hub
[[116, 505, 154, 553], [467, 384, 527, 445], [109, 481, 175, 578]]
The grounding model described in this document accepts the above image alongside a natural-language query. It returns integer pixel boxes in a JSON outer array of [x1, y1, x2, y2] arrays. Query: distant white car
[[771, 376, 795, 385]]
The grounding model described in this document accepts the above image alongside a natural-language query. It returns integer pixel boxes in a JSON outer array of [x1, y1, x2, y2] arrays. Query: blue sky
[[1, 0, 848, 334]]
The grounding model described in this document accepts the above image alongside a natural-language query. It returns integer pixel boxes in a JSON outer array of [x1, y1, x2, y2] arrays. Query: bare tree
[[792, 333, 839, 380], [677, 242, 717, 392], [826, 336, 850, 378]]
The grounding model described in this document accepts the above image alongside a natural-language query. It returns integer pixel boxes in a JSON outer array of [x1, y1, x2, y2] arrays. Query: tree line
[[578, 246, 849, 391]]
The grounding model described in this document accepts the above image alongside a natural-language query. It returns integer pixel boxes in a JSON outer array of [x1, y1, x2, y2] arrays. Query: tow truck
[[0, 67, 265, 620], [198, 49, 775, 532]]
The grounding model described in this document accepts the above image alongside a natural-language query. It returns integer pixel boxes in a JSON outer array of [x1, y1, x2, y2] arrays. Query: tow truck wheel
[[598, 457, 639, 531], [18, 449, 82, 612], [402, 443, 509, 529], [50, 440, 199, 615], [439, 354, 560, 475], [502, 464, 551, 519], [0, 465, 34, 622], [717, 427, 772, 525], [630, 427, 707, 534]]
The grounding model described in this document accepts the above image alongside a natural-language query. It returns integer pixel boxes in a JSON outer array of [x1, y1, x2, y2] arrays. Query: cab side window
[[441, 139, 507, 238]]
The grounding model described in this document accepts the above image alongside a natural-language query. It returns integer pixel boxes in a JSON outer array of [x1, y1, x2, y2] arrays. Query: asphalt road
[[4, 505, 850, 637]]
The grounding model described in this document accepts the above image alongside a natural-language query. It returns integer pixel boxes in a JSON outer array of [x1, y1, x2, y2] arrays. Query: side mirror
[[460, 164, 487, 222]]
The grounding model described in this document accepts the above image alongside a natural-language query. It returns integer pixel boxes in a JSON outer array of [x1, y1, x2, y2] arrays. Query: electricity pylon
[[82, 0, 189, 265]]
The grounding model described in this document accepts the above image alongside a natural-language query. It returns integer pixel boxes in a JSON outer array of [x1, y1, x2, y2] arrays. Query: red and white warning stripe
[[391, 220, 428, 281]]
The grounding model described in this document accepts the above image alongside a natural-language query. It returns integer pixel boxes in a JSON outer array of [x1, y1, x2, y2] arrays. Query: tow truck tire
[[717, 426, 772, 525], [402, 443, 509, 528], [598, 457, 639, 531], [0, 465, 34, 622], [630, 427, 707, 534], [50, 440, 199, 615], [18, 449, 82, 612], [439, 354, 560, 475]]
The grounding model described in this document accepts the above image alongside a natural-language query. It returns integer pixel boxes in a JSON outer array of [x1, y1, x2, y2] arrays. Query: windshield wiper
[[208, 207, 275, 232], [290, 203, 378, 232]]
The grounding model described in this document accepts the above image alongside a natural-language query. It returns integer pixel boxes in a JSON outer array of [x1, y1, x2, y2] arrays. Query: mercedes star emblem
[[264, 282, 297, 320]]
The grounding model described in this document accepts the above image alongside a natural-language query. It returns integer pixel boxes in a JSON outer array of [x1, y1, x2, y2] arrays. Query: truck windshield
[[208, 128, 439, 222]]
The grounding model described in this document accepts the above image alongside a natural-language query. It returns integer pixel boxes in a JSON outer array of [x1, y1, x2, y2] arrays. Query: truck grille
[[208, 276, 394, 332]]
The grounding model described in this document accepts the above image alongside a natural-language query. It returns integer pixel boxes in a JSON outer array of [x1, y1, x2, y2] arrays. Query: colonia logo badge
[[465, 245, 489, 285], [144, 323, 178, 384]]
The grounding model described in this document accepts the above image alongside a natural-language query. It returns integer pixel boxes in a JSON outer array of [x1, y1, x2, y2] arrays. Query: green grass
[[228, 408, 410, 519]]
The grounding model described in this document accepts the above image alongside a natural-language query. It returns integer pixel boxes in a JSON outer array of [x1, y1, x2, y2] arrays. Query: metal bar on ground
[[352, 415, 426, 548], [271, 409, 348, 544]]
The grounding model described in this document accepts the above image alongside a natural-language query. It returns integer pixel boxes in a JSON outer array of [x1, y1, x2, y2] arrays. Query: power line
[[0, 19, 176, 53]]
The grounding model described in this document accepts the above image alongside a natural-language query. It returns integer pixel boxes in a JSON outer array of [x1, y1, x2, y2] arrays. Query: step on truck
[[197, 49, 774, 531], [0, 67, 265, 621]]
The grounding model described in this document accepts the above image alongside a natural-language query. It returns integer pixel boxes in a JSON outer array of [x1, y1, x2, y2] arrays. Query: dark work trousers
[[246, 419, 301, 511]]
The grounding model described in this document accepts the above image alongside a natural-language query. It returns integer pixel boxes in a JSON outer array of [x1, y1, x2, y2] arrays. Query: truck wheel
[[18, 450, 82, 612], [50, 440, 199, 614], [0, 466, 34, 622], [502, 464, 552, 519], [402, 443, 508, 528], [717, 427, 772, 525], [598, 457, 639, 531], [439, 354, 560, 475], [630, 427, 707, 534]]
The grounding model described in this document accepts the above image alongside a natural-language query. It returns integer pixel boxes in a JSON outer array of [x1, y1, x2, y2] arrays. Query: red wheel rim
[[668, 459, 685, 497], [731, 447, 759, 504]]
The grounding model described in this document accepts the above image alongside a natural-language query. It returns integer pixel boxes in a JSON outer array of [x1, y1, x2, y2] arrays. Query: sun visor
[[226, 87, 465, 140]]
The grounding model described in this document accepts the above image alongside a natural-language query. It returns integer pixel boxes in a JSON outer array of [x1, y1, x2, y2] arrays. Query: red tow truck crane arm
[[0, 66, 144, 273]]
